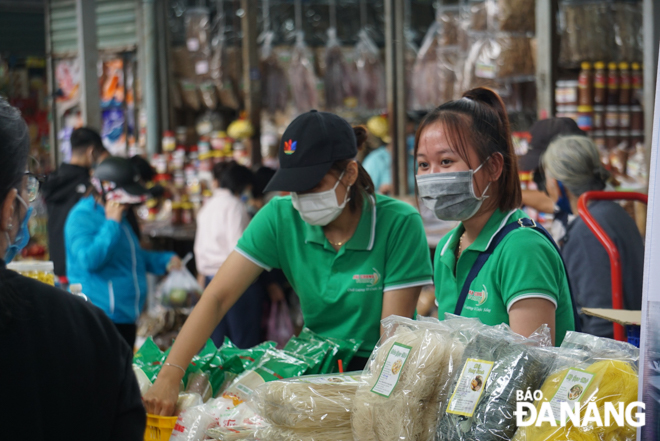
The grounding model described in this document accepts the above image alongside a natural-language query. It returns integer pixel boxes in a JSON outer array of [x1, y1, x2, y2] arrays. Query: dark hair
[[220, 163, 254, 196], [0, 99, 29, 204], [212, 162, 232, 183], [70, 127, 108, 160], [130, 155, 156, 182], [330, 126, 376, 212], [414, 87, 522, 212], [252, 166, 277, 199], [354, 126, 368, 150]]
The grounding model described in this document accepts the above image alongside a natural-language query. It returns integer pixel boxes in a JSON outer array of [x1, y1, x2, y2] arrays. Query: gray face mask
[[416, 159, 491, 221]]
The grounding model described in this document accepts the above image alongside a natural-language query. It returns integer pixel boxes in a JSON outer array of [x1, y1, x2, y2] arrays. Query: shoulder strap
[[454, 218, 582, 332]]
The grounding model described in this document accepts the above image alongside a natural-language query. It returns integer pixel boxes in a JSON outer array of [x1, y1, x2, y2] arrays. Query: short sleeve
[[497, 230, 565, 311], [235, 199, 280, 271], [383, 213, 434, 291]]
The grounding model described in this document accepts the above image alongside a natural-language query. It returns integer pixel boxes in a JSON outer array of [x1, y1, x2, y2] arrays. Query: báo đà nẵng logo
[[513, 388, 646, 428]]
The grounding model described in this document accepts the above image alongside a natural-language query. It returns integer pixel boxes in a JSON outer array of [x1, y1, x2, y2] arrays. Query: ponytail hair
[[413, 87, 522, 211], [354, 125, 368, 150]]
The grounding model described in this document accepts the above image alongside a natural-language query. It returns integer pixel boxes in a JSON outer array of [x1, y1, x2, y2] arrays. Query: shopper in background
[[0, 98, 145, 440], [65, 157, 182, 348], [145, 110, 432, 415], [42, 127, 109, 281], [518, 118, 587, 241], [541, 135, 644, 338], [195, 161, 268, 348], [416, 88, 577, 345]]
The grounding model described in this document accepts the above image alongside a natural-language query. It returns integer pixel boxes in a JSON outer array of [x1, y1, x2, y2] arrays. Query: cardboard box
[[581, 308, 642, 326]]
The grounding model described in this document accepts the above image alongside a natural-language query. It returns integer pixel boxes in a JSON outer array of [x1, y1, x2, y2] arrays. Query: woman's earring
[[6, 223, 13, 230]]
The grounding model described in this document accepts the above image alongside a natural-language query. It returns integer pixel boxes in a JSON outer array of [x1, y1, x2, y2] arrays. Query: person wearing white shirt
[[194, 162, 265, 347]]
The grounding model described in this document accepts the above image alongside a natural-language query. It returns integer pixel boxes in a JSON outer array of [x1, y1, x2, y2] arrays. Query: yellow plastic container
[[144, 414, 178, 441]]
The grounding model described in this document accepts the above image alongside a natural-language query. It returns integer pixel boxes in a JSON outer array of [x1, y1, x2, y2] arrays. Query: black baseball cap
[[518, 118, 586, 172], [95, 156, 148, 196], [264, 110, 357, 192]]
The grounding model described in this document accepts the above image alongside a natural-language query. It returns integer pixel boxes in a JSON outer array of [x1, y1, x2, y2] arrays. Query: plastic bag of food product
[[284, 337, 332, 375], [488, 0, 536, 32], [612, 0, 643, 63], [352, 316, 464, 441], [177, 392, 204, 415], [133, 364, 153, 396], [288, 31, 319, 113], [512, 332, 640, 441], [133, 337, 165, 385], [170, 404, 216, 441], [250, 372, 360, 430], [324, 27, 355, 110], [222, 349, 310, 406], [219, 338, 277, 375], [260, 31, 288, 114], [298, 327, 362, 374], [185, 7, 211, 56], [206, 425, 259, 440], [558, 0, 615, 69], [355, 29, 386, 111], [199, 81, 218, 110], [435, 325, 554, 441], [158, 261, 202, 309], [256, 425, 354, 441], [180, 80, 202, 111], [467, 0, 488, 31], [210, 33, 241, 110]]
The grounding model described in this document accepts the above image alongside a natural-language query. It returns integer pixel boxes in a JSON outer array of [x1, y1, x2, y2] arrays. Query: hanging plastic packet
[[512, 332, 640, 441], [288, 31, 319, 113], [250, 372, 361, 430], [260, 30, 288, 114], [222, 349, 310, 407], [354, 29, 386, 111], [324, 27, 354, 110], [210, 27, 241, 110], [435, 324, 553, 441], [284, 336, 332, 375], [219, 338, 277, 375], [133, 337, 165, 395], [352, 316, 464, 441]]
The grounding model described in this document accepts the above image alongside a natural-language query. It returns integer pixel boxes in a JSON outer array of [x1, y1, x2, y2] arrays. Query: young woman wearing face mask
[[0, 99, 146, 440], [415, 88, 578, 346], [144, 110, 433, 416], [65, 157, 182, 348]]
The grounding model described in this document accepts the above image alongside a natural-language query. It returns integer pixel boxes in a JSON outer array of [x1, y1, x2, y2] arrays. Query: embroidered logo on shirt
[[284, 139, 297, 155], [468, 285, 489, 306], [353, 268, 381, 286]]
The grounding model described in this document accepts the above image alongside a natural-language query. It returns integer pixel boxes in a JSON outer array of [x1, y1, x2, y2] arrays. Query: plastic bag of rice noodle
[[298, 327, 362, 374], [218, 338, 277, 375], [352, 315, 465, 441], [512, 332, 640, 441], [222, 349, 310, 407], [206, 425, 259, 440], [256, 425, 354, 441], [249, 372, 361, 430], [132, 337, 165, 388], [284, 337, 332, 375], [435, 324, 554, 441]]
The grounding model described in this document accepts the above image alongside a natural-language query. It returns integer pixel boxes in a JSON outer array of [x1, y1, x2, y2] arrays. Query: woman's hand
[[105, 200, 127, 222], [143, 367, 183, 416], [168, 255, 183, 271]]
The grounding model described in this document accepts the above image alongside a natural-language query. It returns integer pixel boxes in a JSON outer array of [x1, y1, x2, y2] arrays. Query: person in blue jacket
[[65, 157, 181, 348]]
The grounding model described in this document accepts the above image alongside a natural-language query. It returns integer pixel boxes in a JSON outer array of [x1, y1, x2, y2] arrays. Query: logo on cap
[[284, 139, 297, 155]]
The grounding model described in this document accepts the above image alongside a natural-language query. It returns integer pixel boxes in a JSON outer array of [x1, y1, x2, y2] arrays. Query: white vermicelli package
[[170, 405, 216, 441], [352, 315, 464, 441], [249, 372, 361, 429]]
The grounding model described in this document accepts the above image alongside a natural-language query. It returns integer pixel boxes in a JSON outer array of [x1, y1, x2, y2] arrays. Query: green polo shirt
[[236, 194, 433, 357], [434, 209, 575, 346]]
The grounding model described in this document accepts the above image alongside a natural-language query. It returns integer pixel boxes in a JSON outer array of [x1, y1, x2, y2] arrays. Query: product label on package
[[195, 60, 209, 75], [371, 342, 412, 398], [187, 38, 200, 52], [303, 375, 361, 385], [549, 369, 595, 423], [446, 358, 494, 417]]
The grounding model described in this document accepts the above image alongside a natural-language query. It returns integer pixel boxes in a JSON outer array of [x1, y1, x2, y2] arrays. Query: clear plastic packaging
[[210, 32, 241, 110], [612, 0, 643, 63], [355, 29, 386, 111], [158, 256, 202, 309], [489, 0, 536, 33], [260, 31, 288, 114], [288, 31, 319, 113], [176, 392, 204, 415], [352, 316, 464, 441], [435, 325, 553, 441], [558, 0, 615, 69], [512, 332, 640, 441], [250, 372, 361, 430], [323, 28, 355, 110], [185, 7, 211, 56], [8, 261, 55, 286], [256, 425, 354, 441]]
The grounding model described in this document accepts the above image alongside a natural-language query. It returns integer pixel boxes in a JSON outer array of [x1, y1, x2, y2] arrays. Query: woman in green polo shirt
[[415, 87, 576, 346], [144, 110, 433, 415]]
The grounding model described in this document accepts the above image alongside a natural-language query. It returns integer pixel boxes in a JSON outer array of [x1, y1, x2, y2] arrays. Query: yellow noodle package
[[513, 332, 640, 441]]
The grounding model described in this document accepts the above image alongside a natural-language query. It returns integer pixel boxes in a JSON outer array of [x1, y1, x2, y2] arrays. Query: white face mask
[[291, 171, 350, 226], [416, 158, 491, 222]]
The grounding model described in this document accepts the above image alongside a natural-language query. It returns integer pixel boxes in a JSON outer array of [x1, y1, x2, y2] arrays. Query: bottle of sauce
[[162, 131, 176, 153], [630, 62, 644, 134], [578, 62, 593, 106], [593, 62, 607, 105], [619, 62, 631, 105], [605, 63, 619, 132]]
